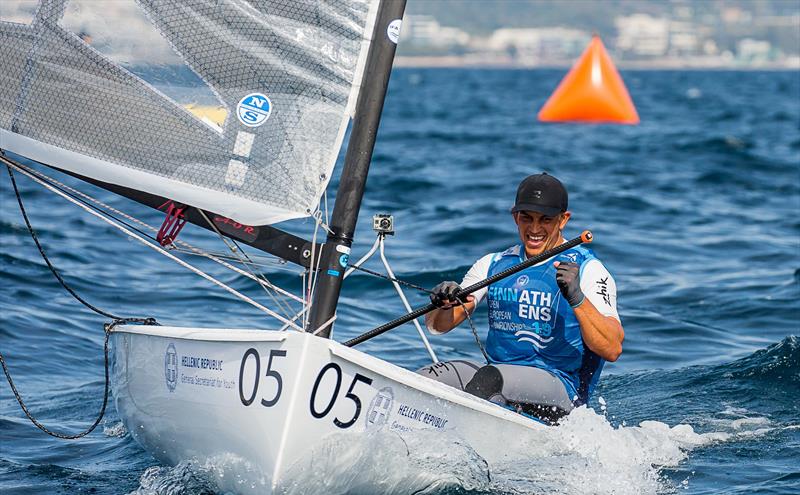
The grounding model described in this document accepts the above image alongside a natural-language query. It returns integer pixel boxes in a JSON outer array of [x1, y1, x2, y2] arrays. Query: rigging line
[[301, 270, 308, 329], [9, 159, 305, 305], [346, 263, 433, 294], [341, 237, 482, 361], [170, 244, 303, 305], [5, 159, 159, 242], [314, 209, 334, 235], [312, 313, 337, 336], [170, 247, 285, 267], [458, 298, 490, 364], [303, 213, 326, 330], [198, 209, 298, 318], [305, 220, 321, 321], [4, 161, 162, 439], [323, 189, 330, 228], [196, 210, 297, 321], [6, 165, 119, 320], [1, 331, 111, 439], [343, 236, 381, 279], [8, 162, 304, 331], [378, 238, 438, 363], [276, 305, 309, 332]]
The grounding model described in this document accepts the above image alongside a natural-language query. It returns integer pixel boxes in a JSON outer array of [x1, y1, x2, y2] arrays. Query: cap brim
[[510, 203, 563, 216]]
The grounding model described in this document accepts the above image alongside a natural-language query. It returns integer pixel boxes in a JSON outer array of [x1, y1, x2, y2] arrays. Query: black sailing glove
[[555, 261, 585, 308], [430, 281, 461, 308]]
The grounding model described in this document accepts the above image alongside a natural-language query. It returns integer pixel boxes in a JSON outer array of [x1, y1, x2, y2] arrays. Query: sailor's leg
[[416, 360, 482, 390], [461, 364, 573, 423], [493, 364, 574, 422], [463, 365, 506, 405]]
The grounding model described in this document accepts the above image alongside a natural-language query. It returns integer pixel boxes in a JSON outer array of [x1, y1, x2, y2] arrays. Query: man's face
[[514, 210, 571, 257]]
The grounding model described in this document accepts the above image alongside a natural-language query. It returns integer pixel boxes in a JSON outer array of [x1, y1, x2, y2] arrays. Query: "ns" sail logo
[[237, 93, 272, 128]]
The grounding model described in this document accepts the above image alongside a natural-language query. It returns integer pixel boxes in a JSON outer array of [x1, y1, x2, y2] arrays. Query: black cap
[[511, 173, 568, 216]]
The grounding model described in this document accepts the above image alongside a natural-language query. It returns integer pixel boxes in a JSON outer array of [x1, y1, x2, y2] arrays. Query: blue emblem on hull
[[366, 387, 394, 428], [165, 343, 178, 392]]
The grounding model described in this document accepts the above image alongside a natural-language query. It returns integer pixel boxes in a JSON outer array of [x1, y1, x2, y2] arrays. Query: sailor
[[421, 173, 624, 423]]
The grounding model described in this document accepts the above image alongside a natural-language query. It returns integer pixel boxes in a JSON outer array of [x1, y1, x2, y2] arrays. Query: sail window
[[1, 0, 381, 226], [0, 0, 38, 25], [59, 0, 227, 131]]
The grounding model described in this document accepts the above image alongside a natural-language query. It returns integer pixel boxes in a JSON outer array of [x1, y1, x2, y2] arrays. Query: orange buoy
[[538, 35, 639, 124]]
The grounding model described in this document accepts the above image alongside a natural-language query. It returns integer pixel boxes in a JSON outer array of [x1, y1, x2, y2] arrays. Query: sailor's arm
[[555, 260, 624, 362], [425, 297, 476, 334], [425, 254, 491, 334], [572, 299, 624, 362]]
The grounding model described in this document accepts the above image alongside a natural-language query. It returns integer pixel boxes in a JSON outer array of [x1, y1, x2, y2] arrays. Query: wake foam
[[490, 406, 723, 495], [279, 429, 491, 495], [127, 454, 272, 495], [278, 404, 778, 495], [103, 421, 128, 438], [125, 404, 780, 495], [126, 338, 797, 494], [128, 461, 217, 495]]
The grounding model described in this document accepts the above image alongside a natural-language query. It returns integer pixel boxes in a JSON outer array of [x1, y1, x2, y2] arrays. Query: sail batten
[[1, 0, 381, 225]]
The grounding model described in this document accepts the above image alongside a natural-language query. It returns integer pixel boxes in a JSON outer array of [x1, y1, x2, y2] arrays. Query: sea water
[[1, 69, 798, 494]]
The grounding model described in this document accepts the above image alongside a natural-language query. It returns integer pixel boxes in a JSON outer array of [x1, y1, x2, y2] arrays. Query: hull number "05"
[[238, 350, 373, 430], [310, 363, 373, 429], [238, 348, 287, 408]]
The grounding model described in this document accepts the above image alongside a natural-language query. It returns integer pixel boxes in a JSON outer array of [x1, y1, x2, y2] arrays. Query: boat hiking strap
[[4, 158, 304, 330], [2, 162, 159, 439]]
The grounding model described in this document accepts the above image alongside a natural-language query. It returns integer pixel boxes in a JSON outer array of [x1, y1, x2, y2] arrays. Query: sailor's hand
[[430, 281, 463, 309], [554, 261, 585, 307]]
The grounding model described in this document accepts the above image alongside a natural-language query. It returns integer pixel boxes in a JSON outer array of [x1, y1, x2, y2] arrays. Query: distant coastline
[[394, 55, 800, 71]]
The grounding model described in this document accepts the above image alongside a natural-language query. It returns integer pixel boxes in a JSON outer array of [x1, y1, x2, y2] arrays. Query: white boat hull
[[111, 325, 544, 494]]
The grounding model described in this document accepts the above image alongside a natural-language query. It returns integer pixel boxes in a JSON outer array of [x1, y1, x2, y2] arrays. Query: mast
[[307, 0, 407, 337]]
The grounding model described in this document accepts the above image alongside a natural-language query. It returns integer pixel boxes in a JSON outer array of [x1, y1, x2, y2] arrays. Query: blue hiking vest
[[484, 244, 604, 404]]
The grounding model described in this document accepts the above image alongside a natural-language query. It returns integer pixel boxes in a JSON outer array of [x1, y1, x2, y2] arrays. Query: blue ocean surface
[[1, 69, 798, 494]]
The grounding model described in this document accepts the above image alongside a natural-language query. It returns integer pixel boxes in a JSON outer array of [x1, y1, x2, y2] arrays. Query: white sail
[[0, 0, 380, 225]]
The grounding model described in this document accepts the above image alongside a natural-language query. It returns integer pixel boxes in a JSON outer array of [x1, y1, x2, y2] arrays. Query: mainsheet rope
[[2, 162, 157, 439]]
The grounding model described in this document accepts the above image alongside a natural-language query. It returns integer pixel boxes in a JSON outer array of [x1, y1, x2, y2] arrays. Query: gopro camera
[[372, 213, 394, 235]]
